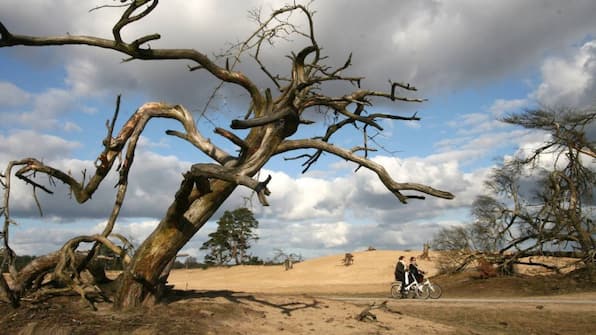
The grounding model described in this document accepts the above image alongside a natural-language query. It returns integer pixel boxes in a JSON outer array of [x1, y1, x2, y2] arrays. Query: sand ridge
[[167, 250, 438, 294]]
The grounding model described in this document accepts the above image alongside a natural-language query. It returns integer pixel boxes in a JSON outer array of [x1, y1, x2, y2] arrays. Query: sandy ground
[[161, 250, 454, 335], [158, 250, 594, 335], [167, 250, 434, 295], [3, 250, 593, 334]]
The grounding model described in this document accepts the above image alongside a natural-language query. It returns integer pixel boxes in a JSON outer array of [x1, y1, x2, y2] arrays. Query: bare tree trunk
[[233, 244, 240, 265], [115, 180, 235, 309], [0, 271, 18, 307], [115, 119, 287, 308]]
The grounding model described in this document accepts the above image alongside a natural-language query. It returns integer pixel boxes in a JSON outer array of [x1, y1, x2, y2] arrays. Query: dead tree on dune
[[343, 253, 354, 266], [432, 107, 595, 275], [418, 242, 431, 260], [0, 1, 453, 309]]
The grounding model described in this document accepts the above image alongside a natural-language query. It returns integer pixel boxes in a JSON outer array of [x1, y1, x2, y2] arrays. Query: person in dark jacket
[[408, 256, 425, 283], [394, 255, 408, 297]]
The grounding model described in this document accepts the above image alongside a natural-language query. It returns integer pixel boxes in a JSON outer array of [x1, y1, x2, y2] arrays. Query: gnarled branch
[[189, 164, 272, 206], [276, 139, 454, 203], [7, 102, 233, 206]]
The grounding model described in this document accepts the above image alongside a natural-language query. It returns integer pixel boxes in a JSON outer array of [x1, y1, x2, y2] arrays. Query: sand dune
[[167, 250, 438, 294]]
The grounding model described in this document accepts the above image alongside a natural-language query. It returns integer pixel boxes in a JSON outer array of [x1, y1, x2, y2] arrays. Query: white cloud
[[11, 88, 76, 128], [0, 81, 30, 107], [312, 222, 350, 248], [64, 121, 82, 132], [533, 40, 596, 107], [137, 136, 170, 150], [8, 218, 160, 256], [256, 171, 350, 221], [11, 227, 86, 255], [0, 130, 81, 162], [489, 99, 529, 118], [254, 153, 485, 226], [112, 220, 160, 247], [65, 58, 108, 97], [3, 145, 191, 220], [0, 84, 93, 131], [2, 1, 596, 106]]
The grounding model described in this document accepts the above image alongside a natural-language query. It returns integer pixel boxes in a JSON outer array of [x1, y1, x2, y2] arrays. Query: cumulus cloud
[[9, 218, 160, 256], [8, 147, 487, 255], [10, 226, 88, 256], [0, 81, 31, 107], [246, 153, 488, 232], [0, 82, 96, 131], [485, 39, 596, 115], [315, 0, 596, 93], [0, 130, 81, 162], [111, 219, 160, 248], [255, 171, 351, 221], [533, 40, 596, 107], [4, 147, 192, 220], [2, 1, 596, 106]]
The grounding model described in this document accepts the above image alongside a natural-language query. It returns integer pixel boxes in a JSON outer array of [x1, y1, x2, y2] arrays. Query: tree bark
[[114, 179, 236, 308], [0, 272, 18, 307], [115, 121, 286, 309]]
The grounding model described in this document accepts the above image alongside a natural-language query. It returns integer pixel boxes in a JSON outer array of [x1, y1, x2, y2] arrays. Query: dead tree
[[498, 108, 595, 271], [419, 242, 431, 260], [343, 253, 354, 266], [476, 256, 498, 279], [0, 2, 454, 309], [283, 259, 293, 271], [273, 249, 301, 271], [434, 108, 596, 276]]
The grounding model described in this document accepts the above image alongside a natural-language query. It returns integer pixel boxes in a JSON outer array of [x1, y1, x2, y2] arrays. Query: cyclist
[[394, 255, 408, 297], [408, 256, 425, 283]]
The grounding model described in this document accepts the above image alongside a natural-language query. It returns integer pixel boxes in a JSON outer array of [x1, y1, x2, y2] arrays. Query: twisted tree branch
[[276, 139, 454, 203], [189, 164, 272, 206]]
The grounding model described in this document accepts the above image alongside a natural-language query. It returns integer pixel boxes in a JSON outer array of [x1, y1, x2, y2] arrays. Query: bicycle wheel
[[428, 283, 442, 299], [390, 282, 402, 298], [418, 285, 430, 299]]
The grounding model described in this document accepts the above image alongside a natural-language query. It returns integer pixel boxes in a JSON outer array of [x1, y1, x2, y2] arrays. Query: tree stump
[[419, 242, 431, 260], [283, 258, 293, 271], [477, 257, 497, 279], [343, 253, 354, 266]]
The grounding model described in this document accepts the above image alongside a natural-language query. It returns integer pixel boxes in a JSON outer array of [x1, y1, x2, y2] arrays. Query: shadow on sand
[[163, 289, 322, 316]]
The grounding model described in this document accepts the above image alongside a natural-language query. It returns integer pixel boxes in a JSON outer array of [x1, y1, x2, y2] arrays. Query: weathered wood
[[343, 253, 354, 266], [0, 271, 18, 307], [283, 259, 293, 271], [419, 242, 431, 260], [356, 300, 388, 322]]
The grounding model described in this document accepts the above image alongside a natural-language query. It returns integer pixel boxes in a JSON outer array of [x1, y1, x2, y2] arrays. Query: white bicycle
[[390, 277, 442, 299]]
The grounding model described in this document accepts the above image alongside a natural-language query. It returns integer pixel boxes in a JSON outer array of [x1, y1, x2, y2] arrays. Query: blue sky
[[1, 0, 595, 261]]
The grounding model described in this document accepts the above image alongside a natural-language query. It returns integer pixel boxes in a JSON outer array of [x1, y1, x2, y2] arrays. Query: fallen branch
[[356, 300, 388, 322]]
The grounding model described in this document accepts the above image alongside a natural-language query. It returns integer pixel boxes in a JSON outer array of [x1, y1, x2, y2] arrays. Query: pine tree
[[200, 208, 259, 265]]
